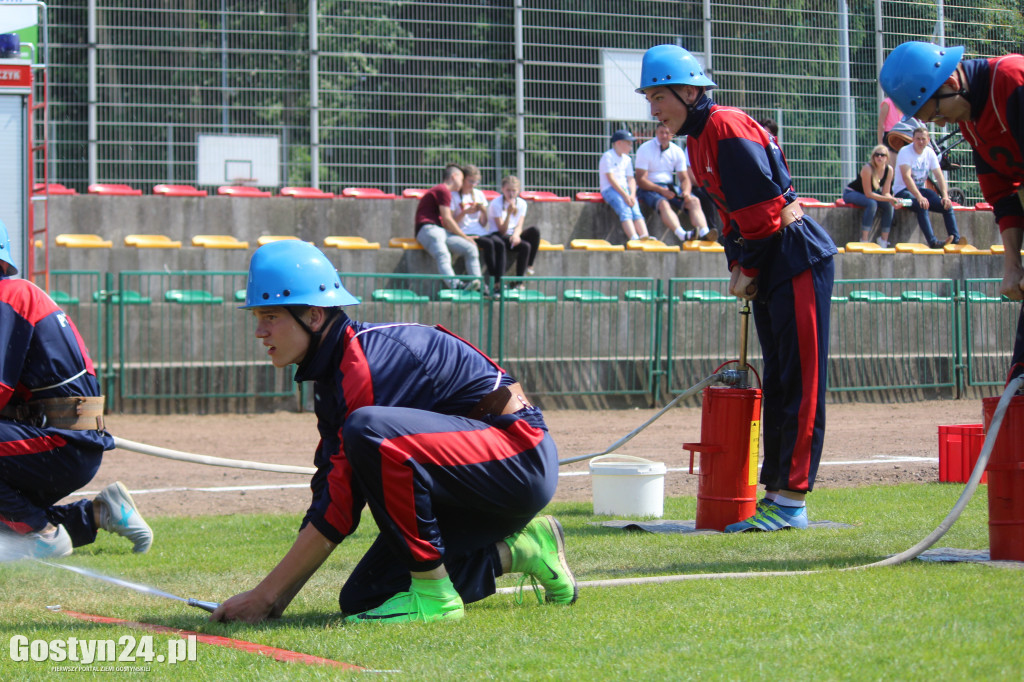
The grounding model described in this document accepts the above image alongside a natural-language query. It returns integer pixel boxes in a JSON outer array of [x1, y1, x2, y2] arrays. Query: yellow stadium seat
[[257, 235, 300, 245], [895, 242, 942, 255], [626, 239, 680, 253], [124, 234, 181, 248], [388, 237, 425, 250], [569, 239, 624, 252], [538, 238, 564, 251], [697, 243, 725, 253], [324, 236, 381, 250], [55, 233, 112, 248], [191, 234, 250, 249]]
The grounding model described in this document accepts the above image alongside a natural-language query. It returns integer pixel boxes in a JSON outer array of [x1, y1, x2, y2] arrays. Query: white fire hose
[[114, 375, 1023, 590]]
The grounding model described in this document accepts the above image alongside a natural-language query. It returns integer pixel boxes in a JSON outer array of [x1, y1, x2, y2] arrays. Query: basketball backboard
[[197, 134, 279, 187]]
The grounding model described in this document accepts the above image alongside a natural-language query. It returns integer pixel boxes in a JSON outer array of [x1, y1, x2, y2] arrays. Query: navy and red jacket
[[295, 316, 527, 544], [681, 97, 836, 292], [957, 55, 1024, 233], [0, 276, 111, 450]]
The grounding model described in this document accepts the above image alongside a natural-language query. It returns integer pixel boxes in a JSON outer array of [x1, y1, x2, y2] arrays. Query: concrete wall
[[36, 195, 1006, 281]]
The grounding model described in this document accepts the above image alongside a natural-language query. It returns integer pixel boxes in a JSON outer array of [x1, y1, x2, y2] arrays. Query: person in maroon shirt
[[414, 164, 482, 290]]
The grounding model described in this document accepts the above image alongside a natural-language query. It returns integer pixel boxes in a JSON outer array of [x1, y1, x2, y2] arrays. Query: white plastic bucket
[[589, 454, 666, 517]]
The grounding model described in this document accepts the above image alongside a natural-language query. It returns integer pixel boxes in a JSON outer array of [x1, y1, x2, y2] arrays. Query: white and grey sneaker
[[97, 482, 153, 553], [27, 526, 73, 558]]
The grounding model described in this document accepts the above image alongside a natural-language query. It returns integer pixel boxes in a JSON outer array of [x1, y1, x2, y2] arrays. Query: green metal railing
[[44, 272, 1019, 410], [829, 278, 959, 392], [494, 276, 661, 399], [963, 278, 1021, 387]]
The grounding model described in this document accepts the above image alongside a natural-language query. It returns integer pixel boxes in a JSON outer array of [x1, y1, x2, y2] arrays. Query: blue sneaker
[[724, 503, 808, 533]]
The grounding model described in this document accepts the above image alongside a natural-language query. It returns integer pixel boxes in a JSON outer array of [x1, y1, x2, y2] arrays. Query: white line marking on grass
[[69, 483, 310, 497], [558, 455, 938, 477]]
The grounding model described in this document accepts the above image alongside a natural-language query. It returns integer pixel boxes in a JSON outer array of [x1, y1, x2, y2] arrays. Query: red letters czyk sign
[[0, 65, 31, 88]]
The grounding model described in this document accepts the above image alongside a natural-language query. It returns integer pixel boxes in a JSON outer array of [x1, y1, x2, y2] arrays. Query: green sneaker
[[506, 515, 578, 605], [343, 577, 464, 624]]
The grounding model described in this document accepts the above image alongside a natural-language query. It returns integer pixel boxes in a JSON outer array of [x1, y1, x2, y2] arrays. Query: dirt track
[[77, 399, 984, 517]]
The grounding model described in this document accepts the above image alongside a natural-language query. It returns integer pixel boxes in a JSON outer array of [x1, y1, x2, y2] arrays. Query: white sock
[[697, 226, 710, 238], [774, 491, 806, 508], [763, 491, 778, 502]]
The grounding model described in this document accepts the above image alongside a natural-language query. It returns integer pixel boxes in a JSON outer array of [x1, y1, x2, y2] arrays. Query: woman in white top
[[450, 164, 489, 236], [483, 175, 542, 293]]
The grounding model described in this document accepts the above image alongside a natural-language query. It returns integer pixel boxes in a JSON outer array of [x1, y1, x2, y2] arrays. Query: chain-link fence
[[43, 1, 1023, 202]]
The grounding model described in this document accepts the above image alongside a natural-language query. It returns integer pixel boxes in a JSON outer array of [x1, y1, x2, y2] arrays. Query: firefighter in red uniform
[[636, 45, 837, 532], [0, 219, 152, 558], [213, 240, 576, 625], [881, 42, 1024, 380]]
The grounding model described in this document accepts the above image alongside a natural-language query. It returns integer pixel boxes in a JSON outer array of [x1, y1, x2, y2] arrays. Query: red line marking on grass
[[56, 609, 362, 670]]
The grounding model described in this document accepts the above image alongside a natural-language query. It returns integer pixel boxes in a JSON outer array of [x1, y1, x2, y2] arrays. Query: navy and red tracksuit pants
[[752, 257, 833, 493], [0, 421, 104, 546], [337, 405, 557, 614], [1011, 302, 1024, 380]]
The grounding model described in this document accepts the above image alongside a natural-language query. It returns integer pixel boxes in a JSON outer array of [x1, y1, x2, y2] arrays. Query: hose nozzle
[[187, 598, 220, 613]]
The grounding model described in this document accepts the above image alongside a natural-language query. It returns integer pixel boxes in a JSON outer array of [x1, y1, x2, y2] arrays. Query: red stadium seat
[[281, 186, 335, 199], [34, 183, 77, 195], [88, 183, 142, 196], [482, 190, 501, 201], [217, 186, 271, 198], [403, 188, 428, 199], [575, 191, 604, 203], [521, 190, 570, 203], [975, 202, 993, 211], [341, 187, 396, 199], [153, 184, 207, 197]]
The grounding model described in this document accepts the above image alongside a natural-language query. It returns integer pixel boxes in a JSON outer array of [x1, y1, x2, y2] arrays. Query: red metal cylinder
[[982, 394, 1024, 561], [683, 386, 761, 531]]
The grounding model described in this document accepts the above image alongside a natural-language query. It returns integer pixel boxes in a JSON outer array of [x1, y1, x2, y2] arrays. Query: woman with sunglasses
[[842, 145, 900, 246]]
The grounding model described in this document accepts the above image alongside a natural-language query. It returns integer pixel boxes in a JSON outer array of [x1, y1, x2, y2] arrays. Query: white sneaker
[[526, 267, 535, 276], [26, 526, 73, 558], [97, 482, 153, 553], [876, 237, 889, 248]]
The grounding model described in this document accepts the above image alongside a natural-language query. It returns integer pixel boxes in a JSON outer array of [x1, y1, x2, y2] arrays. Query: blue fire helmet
[[610, 129, 635, 144], [880, 42, 965, 120], [241, 239, 359, 309], [0, 219, 18, 276], [636, 44, 716, 94]]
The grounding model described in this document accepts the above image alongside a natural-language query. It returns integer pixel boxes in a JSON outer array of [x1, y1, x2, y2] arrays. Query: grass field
[[1, 483, 1020, 680]]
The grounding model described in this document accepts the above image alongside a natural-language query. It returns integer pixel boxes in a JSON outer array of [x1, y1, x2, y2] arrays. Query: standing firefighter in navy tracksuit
[[0, 220, 152, 558], [213, 240, 576, 625], [636, 45, 837, 532], [881, 42, 1024, 381]]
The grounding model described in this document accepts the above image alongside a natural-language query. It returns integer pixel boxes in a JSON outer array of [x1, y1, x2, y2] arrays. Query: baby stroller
[[884, 118, 969, 205]]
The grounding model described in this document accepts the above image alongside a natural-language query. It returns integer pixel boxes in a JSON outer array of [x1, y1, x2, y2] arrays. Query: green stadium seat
[[437, 289, 484, 303], [900, 290, 952, 303], [680, 289, 732, 303], [624, 289, 680, 303], [93, 290, 152, 305], [563, 289, 618, 302], [964, 290, 1003, 303], [848, 290, 900, 303], [49, 291, 79, 305], [164, 289, 224, 304], [500, 288, 558, 303], [371, 289, 430, 303]]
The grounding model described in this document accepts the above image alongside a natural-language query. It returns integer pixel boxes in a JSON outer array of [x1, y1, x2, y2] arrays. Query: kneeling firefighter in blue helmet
[[0, 219, 152, 557], [212, 239, 576, 624], [881, 41, 1024, 380], [636, 45, 837, 532]]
